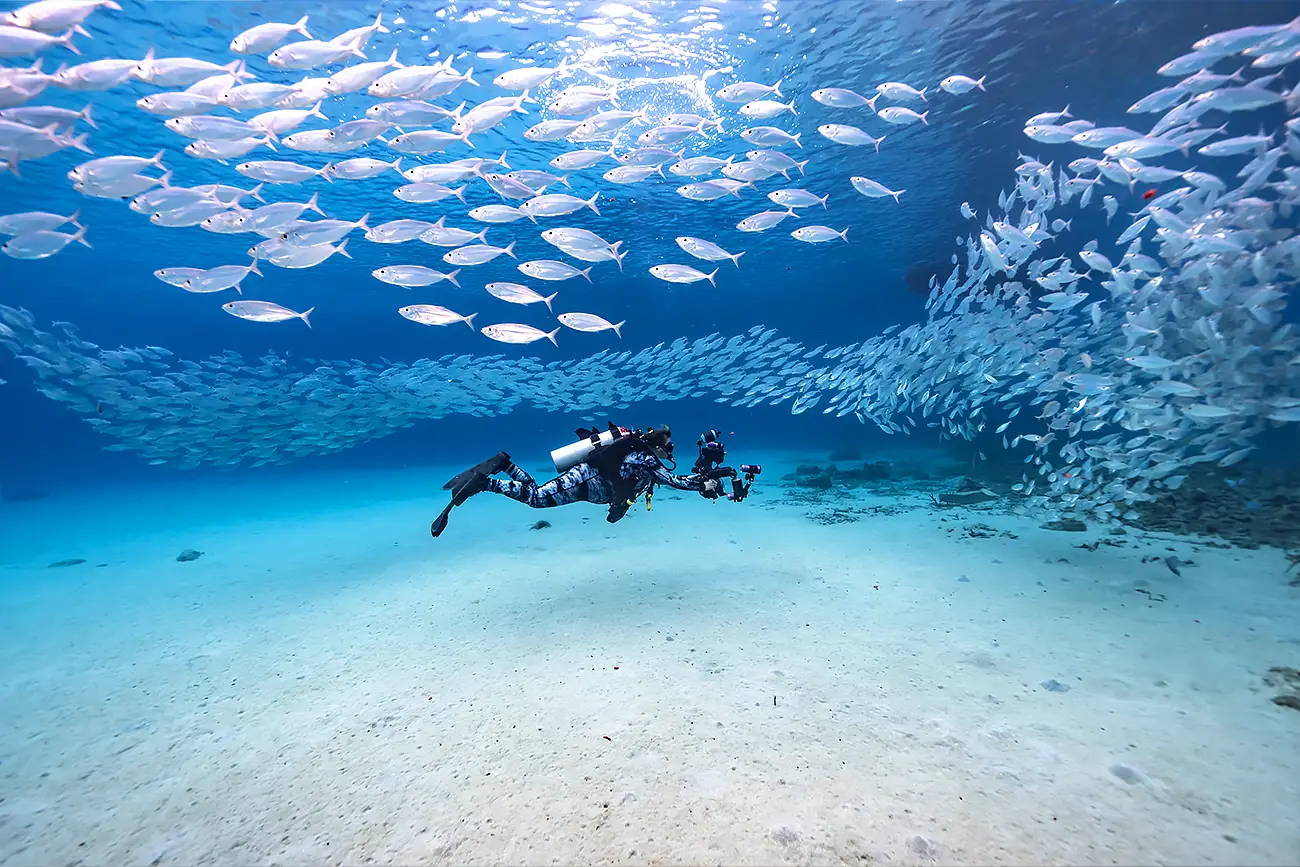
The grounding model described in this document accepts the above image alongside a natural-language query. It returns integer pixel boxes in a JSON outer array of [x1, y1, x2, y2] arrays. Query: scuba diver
[[430, 423, 760, 537]]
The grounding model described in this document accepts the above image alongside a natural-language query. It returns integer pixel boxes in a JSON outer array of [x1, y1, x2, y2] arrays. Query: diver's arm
[[626, 451, 707, 492]]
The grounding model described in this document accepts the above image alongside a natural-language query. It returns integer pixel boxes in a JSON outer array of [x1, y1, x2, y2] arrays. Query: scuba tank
[[551, 424, 632, 473]]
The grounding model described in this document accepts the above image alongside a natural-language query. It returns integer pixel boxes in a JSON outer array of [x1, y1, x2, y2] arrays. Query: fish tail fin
[[892, 188, 905, 204], [58, 29, 80, 55], [300, 306, 315, 328], [706, 269, 718, 287], [310, 100, 326, 120], [543, 292, 557, 312], [386, 47, 402, 68], [449, 100, 466, 118], [67, 208, 82, 229], [546, 328, 560, 346], [447, 268, 461, 287], [295, 15, 312, 38], [150, 148, 166, 169], [80, 103, 97, 129], [556, 57, 570, 76], [372, 12, 389, 33], [157, 169, 173, 188], [1061, 103, 1071, 118], [866, 93, 879, 113], [839, 228, 849, 242], [453, 185, 466, 202], [462, 312, 477, 329], [820, 193, 829, 209], [796, 159, 809, 174], [586, 192, 600, 215], [772, 78, 783, 98], [306, 191, 324, 215], [335, 239, 351, 259], [248, 255, 262, 277], [612, 247, 626, 272], [504, 240, 516, 258], [73, 225, 90, 248], [792, 132, 802, 149], [918, 87, 927, 102], [459, 130, 474, 148], [462, 65, 478, 87], [919, 110, 929, 126], [390, 156, 402, 174], [69, 131, 92, 153], [731, 251, 744, 268], [976, 75, 987, 91], [787, 99, 798, 115], [356, 212, 370, 232], [262, 135, 277, 152], [497, 150, 509, 169], [558, 172, 571, 188], [581, 267, 593, 283], [613, 320, 625, 339]]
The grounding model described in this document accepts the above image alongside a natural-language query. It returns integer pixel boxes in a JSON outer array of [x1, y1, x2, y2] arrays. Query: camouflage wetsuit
[[487, 451, 707, 521]]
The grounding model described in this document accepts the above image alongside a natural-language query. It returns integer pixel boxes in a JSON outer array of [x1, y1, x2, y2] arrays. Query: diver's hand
[[701, 478, 722, 498]]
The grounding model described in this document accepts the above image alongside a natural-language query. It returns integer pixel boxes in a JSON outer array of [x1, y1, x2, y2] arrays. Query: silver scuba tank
[[551, 427, 628, 473]]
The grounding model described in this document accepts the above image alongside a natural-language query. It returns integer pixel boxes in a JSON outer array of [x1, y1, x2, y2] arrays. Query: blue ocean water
[[0, 0, 1296, 488], [2, 1, 1300, 864]]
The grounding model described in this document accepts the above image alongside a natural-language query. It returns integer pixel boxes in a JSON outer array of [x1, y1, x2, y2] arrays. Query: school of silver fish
[[0, 2, 1298, 527]]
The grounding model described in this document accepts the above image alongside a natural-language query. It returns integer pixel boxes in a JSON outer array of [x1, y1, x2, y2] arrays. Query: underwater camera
[[693, 429, 761, 502]]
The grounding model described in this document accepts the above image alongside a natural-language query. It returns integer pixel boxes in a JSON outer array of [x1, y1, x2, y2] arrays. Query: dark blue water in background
[[2, 0, 1297, 497]]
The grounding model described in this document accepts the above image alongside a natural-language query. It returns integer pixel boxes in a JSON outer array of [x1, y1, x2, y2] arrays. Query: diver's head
[[645, 424, 673, 459], [646, 424, 672, 446]]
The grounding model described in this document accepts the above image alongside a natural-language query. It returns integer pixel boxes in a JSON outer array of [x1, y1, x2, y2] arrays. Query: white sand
[[1, 452, 1297, 866]]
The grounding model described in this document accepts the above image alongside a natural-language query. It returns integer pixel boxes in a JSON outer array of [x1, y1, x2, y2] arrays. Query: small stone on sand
[[176, 549, 203, 562], [1109, 763, 1144, 785]]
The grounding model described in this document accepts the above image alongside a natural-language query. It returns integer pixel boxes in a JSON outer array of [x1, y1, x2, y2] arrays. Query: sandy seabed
[[0, 452, 1297, 867]]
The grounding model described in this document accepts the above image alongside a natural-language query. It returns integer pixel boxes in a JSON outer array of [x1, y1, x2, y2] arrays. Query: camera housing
[[692, 430, 759, 502]]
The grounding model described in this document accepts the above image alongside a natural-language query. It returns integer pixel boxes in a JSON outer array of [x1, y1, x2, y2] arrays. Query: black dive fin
[[441, 452, 510, 491], [430, 502, 454, 538], [574, 427, 594, 439]]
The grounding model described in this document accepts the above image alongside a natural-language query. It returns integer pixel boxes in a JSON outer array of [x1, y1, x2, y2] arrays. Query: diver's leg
[[487, 464, 594, 508], [503, 461, 535, 484]]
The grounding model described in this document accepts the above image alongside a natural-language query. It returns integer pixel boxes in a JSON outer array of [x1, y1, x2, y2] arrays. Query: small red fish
[[1142, 188, 1157, 200]]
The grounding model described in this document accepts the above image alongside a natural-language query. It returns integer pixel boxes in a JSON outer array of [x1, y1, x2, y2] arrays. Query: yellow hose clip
[[646, 486, 654, 511]]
